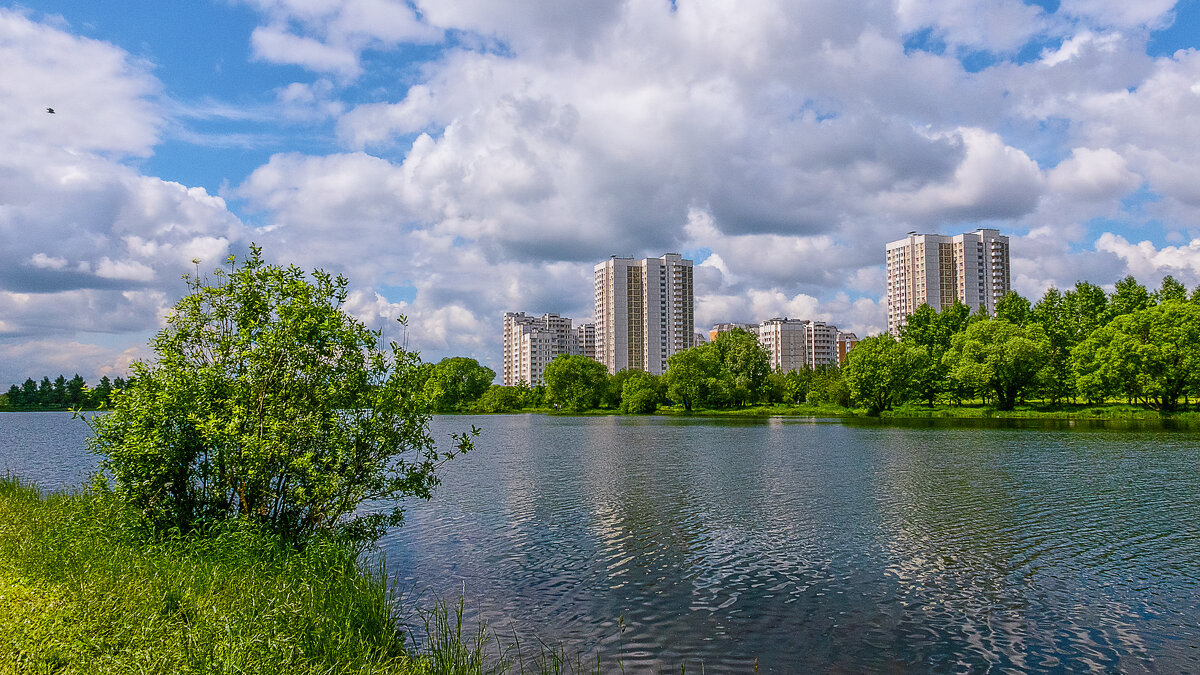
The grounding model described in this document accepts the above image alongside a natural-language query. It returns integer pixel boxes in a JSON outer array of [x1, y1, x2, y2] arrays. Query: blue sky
[[3, 0, 1200, 383]]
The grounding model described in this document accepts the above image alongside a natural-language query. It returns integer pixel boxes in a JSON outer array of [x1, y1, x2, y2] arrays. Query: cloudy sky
[[3, 0, 1200, 385]]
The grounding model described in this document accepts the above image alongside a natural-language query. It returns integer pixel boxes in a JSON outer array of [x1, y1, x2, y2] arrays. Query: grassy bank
[[0, 478, 599, 674], [0, 477, 418, 674]]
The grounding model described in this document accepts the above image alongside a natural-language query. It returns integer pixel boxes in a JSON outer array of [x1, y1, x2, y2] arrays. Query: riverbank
[[526, 402, 1200, 423], [0, 477, 590, 674]]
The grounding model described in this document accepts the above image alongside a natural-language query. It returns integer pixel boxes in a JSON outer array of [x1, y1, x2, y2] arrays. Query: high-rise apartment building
[[502, 312, 574, 386], [757, 318, 859, 371], [885, 228, 1010, 335], [594, 253, 694, 375]]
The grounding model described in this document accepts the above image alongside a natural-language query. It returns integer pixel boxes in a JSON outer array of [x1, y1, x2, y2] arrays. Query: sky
[[3, 0, 1200, 385]]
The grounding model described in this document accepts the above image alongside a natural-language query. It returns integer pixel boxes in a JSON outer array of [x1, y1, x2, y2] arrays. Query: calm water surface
[[4, 411, 1199, 673]]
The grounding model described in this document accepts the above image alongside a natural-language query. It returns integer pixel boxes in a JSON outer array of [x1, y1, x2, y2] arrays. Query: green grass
[[0, 477, 610, 675]]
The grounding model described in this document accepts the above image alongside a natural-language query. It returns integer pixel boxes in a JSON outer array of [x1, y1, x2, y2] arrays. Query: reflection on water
[[4, 411, 1199, 672], [386, 415, 1200, 673]]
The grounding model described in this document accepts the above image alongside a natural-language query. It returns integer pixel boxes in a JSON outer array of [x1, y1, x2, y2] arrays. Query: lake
[[3, 411, 1199, 673]]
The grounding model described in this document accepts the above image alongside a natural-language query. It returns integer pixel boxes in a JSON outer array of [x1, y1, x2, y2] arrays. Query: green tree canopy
[[1109, 275, 1150, 319], [87, 247, 473, 545], [663, 344, 721, 411], [995, 291, 1032, 326], [709, 328, 770, 406], [1153, 275, 1188, 305], [1031, 287, 1075, 404], [421, 356, 495, 412], [619, 371, 660, 414], [943, 319, 1049, 410], [474, 385, 523, 413], [1071, 302, 1200, 411], [844, 335, 929, 415], [543, 354, 608, 412]]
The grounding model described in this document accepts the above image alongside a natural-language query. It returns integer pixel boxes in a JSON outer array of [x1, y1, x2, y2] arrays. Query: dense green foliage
[[847, 275, 1200, 413], [87, 248, 473, 545], [663, 329, 771, 410], [544, 354, 610, 412], [843, 336, 929, 415], [419, 357, 496, 412]]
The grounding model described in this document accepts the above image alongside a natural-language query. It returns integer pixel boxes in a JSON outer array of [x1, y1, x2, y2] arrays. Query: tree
[[421, 357, 495, 412], [900, 303, 968, 405], [602, 369, 641, 409], [4, 384, 19, 409], [543, 354, 608, 412], [91, 376, 113, 408], [709, 328, 770, 406], [943, 319, 1049, 410], [66, 373, 87, 408], [20, 378, 37, 407], [844, 335, 929, 415], [1153, 275, 1188, 305], [663, 344, 721, 411], [37, 377, 54, 408], [781, 369, 812, 405], [619, 372, 660, 414], [995, 291, 1032, 326], [87, 246, 474, 545], [475, 385, 523, 413], [1064, 281, 1108, 344], [1109, 275, 1150, 319], [1071, 303, 1200, 411], [806, 365, 851, 407], [52, 375, 67, 408], [1031, 287, 1074, 404]]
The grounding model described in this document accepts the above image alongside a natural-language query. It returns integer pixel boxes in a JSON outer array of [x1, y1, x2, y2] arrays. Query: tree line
[[447, 329, 852, 414], [844, 274, 1200, 414], [9, 273, 1196, 418], [3, 374, 128, 410]]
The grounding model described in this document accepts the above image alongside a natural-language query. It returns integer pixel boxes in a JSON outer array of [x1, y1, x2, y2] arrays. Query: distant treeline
[[2, 375, 128, 410], [468, 273, 1200, 416], [431, 330, 847, 415], [8, 274, 1197, 417], [844, 274, 1200, 414]]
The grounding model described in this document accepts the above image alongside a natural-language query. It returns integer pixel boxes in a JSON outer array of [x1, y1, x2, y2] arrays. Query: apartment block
[[502, 312, 575, 386], [594, 253, 694, 375], [885, 228, 1010, 335], [757, 318, 859, 371]]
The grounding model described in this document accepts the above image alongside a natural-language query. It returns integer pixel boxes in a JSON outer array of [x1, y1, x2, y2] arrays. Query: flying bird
[[46, 107, 55, 114]]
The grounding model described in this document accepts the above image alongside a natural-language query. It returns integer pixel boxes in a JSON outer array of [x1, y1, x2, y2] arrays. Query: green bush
[[86, 247, 475, 546]]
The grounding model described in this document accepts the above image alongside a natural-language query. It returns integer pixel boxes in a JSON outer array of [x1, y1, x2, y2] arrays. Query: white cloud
[[1094, 232, 1200, 284], [0, 8, 162, 156], [1047, 147, 1141, 201], [242, 0, 440, 79], [897, 0, 1048, 52], [875, 127, 1044, 223], [1058, 0, 1177, 30]]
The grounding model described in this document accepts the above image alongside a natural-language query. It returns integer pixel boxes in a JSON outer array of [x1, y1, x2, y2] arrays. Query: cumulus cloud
[[0, 10, 247, 384], [242, 0, 440, 78], [1094, 233, 1200, 284], [1047, 147, 1141, 201], [7, 1, 1200, 384]]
